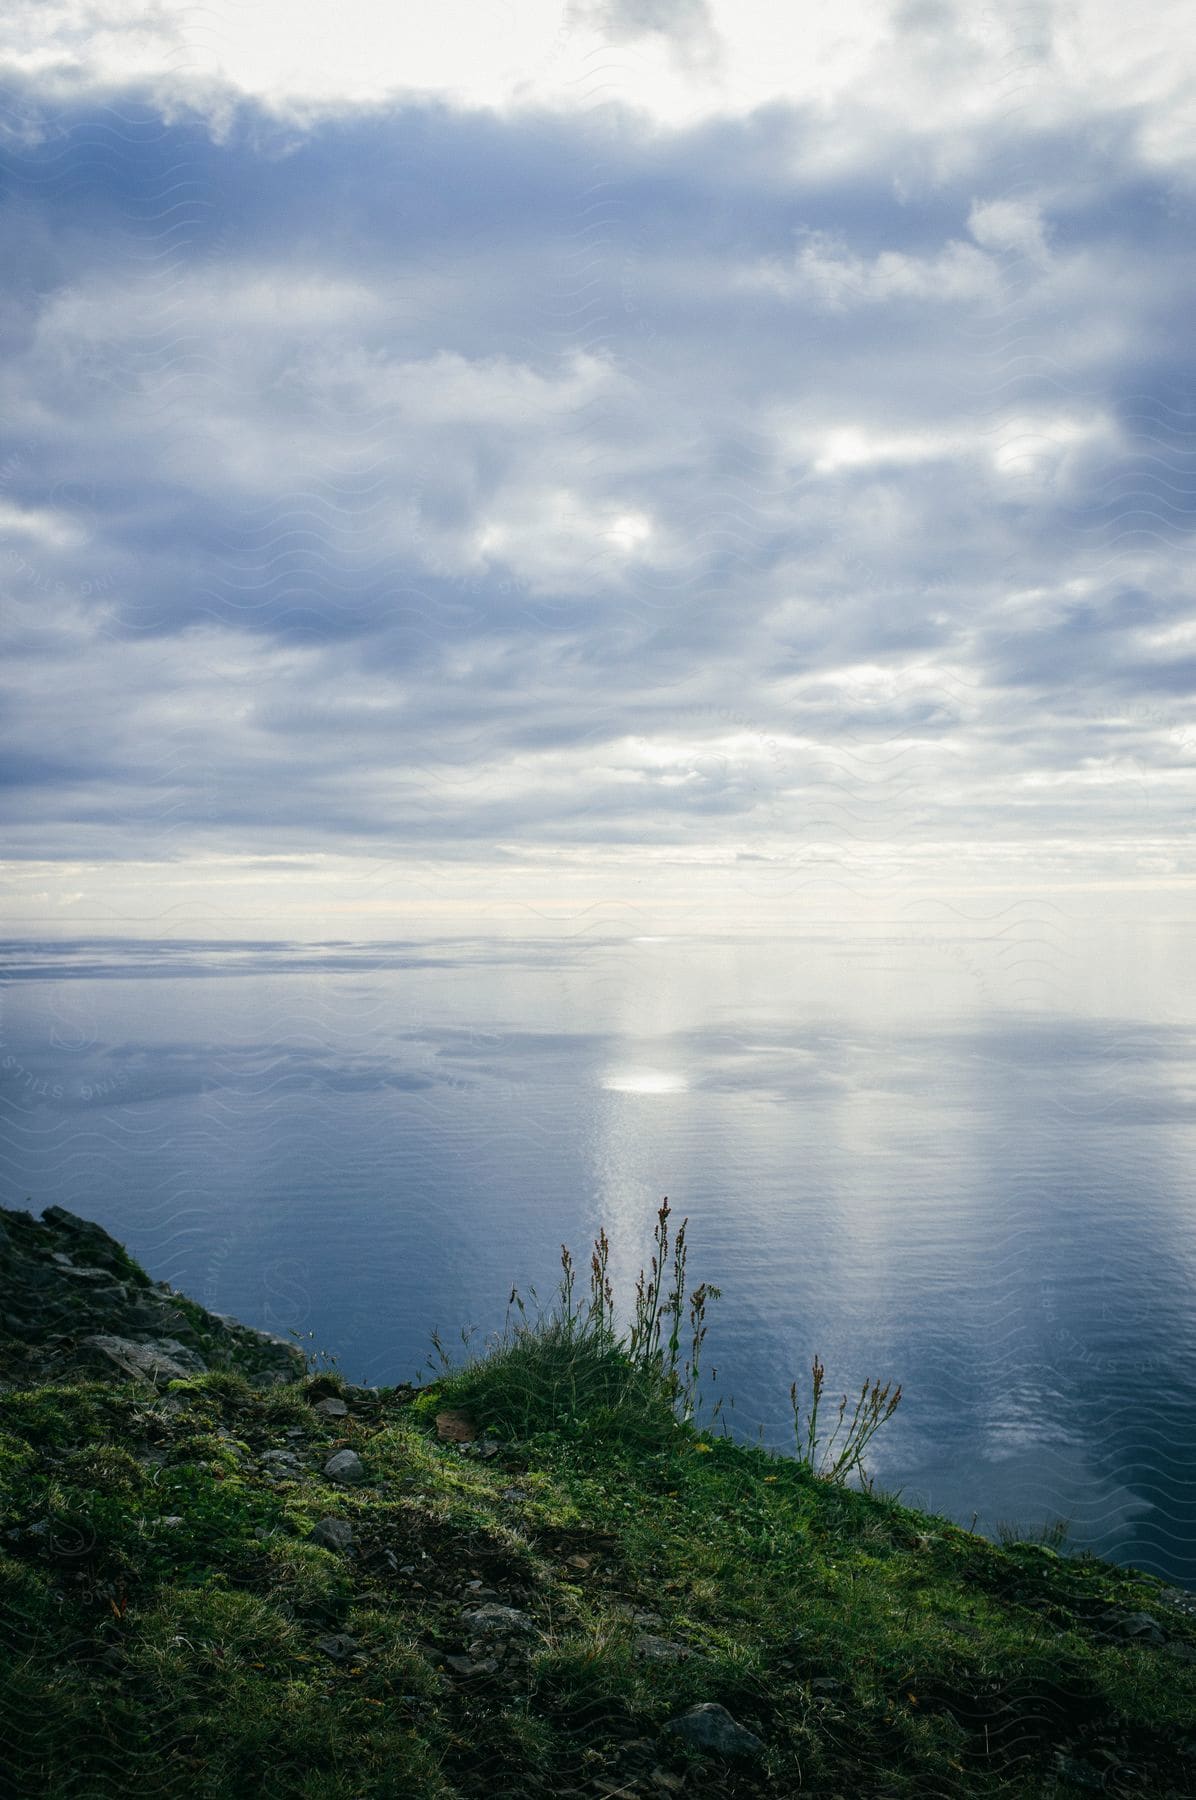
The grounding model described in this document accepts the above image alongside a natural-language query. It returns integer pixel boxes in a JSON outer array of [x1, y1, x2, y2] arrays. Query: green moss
[[2, 1352, 1195, 1798], [0, 1383, 109, 1449]]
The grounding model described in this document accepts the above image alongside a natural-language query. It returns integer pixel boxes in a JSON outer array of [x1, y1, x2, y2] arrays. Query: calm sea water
[[2, 927, 1195, 1583]]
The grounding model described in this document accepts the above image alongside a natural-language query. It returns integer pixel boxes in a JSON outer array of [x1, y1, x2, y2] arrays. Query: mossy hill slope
[[2, 1205, 1195, 1798]]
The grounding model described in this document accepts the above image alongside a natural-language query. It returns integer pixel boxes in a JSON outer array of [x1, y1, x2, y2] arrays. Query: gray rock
[[1052, 1751, 1104, 1790], [79, 1334, 204, 1382], [323, 1449, 365, 1485], [460, 1603, 533, 1637], [156, 1336, 210, 1371], [315, 1633, 361, 1664], [312, 1396, 349, 1418], [259, 1450, 301, 1475], [611, 1603, 661, 1624], [636, 1634, 690, 1662], [665, 1703, 764, 1759], [444, 1652, 491, 1676], [0, 1203, 305, 1385], [119, 1305, 168, 1337], [309, 1518, 354, 1553], [1106, 1611, 1165, 1643]]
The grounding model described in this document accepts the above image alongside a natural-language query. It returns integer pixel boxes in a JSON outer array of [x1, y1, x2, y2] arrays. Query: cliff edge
[[0, 1203, 303, 1387]]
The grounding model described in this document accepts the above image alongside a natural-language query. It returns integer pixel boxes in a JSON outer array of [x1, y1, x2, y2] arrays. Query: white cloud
[[968, 198, 1051, 262], [2, 0, 1193, 172], [0, 499, 88, 548], [741, 234, 999, 308], [1, 3, 1194, 925]]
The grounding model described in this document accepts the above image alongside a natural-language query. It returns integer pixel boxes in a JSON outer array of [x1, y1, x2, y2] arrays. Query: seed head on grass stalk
[[683, 1280, 721, 1425], [422, 1202, 900, 1472], [790, 1354, 902, 1487], [424, 1199, 722, 1440]]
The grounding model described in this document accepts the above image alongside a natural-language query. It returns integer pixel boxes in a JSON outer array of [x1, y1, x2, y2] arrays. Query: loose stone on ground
[[308, 1518, 354, 1553], [324, 1449, 365, 1484], [665, 1702, 764, 1759]]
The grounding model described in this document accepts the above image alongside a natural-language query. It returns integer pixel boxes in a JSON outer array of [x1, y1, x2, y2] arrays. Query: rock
[[303, 1374, 344, 1401], [121, 1295, 190, 1331], [259, 1450, 301, 1475], [636, 1634, 690, 1662], [1104, 1611, 1165, 1644], [79, 1334, 203, 1382], [612, 1603, 662, 1624], [315, 1633, 361, 1664], [1052, 1751, 1104, 1790], [460, 1603, 533, 1637], [0, 1203, 304, 1385], [312, 1397, 348, 1418], [444, 1652, 496, 1676], [309, 1518, 354, 1554], [44, 1207, 149, 1281], [443, 1653, 480, 1675], [435, 1410, 477, 1443], [665, 1703, 764, 1759], [323, 1449, 365, 1485]]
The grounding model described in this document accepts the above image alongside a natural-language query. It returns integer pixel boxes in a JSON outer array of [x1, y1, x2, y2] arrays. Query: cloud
[[740, 231, 1000, 308], [968, 198, 1051, 262], [4, 2, 1195, 165], [567, 0, 723, 75], [0, 12, 1194, 925]]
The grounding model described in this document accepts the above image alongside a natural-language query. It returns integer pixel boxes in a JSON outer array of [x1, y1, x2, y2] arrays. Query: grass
[[2, 1208, 1195, 1797], [421, 1201, 720, 1445]]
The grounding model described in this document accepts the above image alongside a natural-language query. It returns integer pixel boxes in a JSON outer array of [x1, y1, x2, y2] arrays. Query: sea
[[2, 921, 1194, 1584]]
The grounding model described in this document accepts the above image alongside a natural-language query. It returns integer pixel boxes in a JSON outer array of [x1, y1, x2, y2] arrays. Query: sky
[[1, 0, 1194, 939]]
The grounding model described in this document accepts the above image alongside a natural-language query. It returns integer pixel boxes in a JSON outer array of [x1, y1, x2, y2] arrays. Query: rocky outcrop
[[666, 1702, 765, 1758], [0, 1204, 303, 1386]]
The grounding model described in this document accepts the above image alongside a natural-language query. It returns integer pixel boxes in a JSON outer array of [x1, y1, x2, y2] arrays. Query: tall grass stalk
[[427, 1202, 898, 1481], [789, 1355, 902, 1486], [428, 1199, 723, 1440]]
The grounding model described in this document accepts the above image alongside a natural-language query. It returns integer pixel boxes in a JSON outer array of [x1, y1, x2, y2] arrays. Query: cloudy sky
[[2, 0, 1194, 938]]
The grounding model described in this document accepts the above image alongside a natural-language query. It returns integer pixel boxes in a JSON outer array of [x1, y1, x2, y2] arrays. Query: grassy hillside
[[2, 1210, 1195, 1797]]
